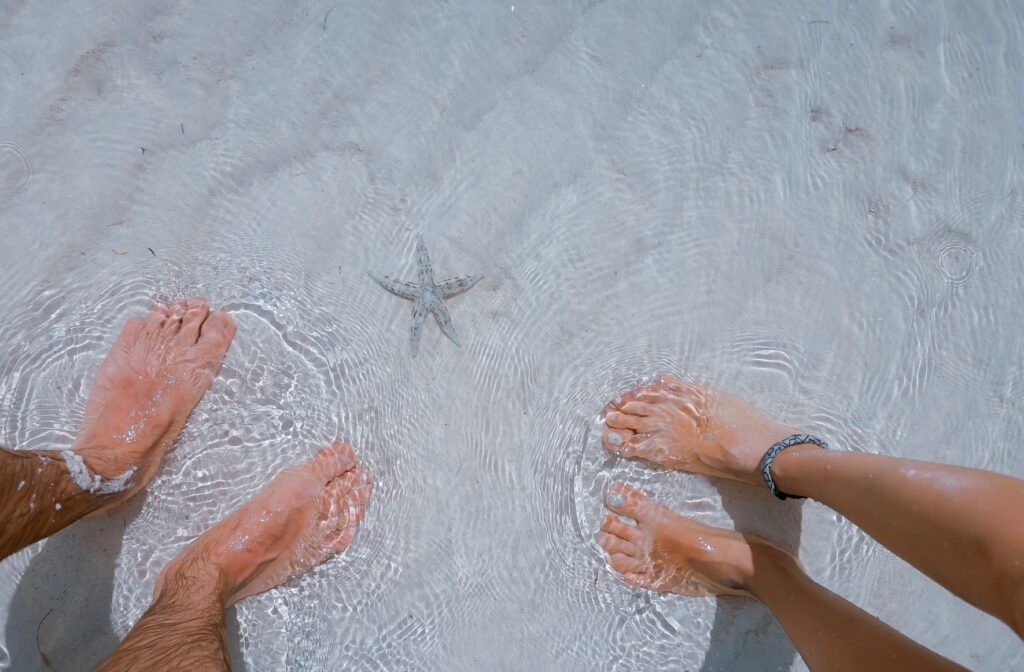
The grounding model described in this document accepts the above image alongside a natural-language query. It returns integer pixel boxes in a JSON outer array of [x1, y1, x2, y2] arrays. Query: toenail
[[607, 492, 624, 508], [607, 432, 622, 446]]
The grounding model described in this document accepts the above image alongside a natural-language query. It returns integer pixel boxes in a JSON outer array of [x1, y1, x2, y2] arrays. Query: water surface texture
[[2, 1, 1024, 670]]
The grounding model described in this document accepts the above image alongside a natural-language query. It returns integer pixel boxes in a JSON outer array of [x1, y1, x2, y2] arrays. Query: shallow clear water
[[2, 1, 1024, 670]]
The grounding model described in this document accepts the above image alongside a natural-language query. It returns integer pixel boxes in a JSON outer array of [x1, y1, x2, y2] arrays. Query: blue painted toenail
[[607, 492, 624, 508], [607, 432, 622, 446]]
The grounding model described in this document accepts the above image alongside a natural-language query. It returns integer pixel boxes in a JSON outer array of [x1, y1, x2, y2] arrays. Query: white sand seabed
[[1, 1, 1023, 670]]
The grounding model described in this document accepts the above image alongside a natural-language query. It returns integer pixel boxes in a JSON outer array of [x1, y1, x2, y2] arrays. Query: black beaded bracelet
[[759, 434, 829, 500]]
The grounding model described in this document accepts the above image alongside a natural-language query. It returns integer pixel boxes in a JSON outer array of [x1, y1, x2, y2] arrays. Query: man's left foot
[[71, 297, 235, 501]]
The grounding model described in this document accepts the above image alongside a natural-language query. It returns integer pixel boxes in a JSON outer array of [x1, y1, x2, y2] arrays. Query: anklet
[[60, 450, 136, 495], [759, 434, 828, 500]]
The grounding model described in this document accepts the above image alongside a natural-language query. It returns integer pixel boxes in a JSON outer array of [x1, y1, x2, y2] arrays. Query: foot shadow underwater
[[5, 495, 248, 671], [696, 478, 802, 672]]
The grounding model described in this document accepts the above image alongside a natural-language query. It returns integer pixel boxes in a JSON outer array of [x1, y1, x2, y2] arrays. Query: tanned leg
[[601, 375, 1024, 637], [96, 442, 372, 672], [0, 298, 234, 560], [598, 484, 967, 672]]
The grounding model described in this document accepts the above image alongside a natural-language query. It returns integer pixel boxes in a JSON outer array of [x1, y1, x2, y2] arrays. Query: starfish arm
[[437, 274, 481, 299], [368, 271, 419, 300], [409, 297, 427, 356], [430, 298, 461, 347], [416, 236, 434, 286]]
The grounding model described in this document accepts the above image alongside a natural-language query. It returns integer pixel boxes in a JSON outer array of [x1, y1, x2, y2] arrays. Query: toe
[[197, 311, 235, 352], [326, 465, 371, 552], [629, 388, 674, 405], [618, 383, 660, 405], [654, 374, 689, 392], [600, 514, 640, 542], [605, 483, 650, 520], [655, 376, 707, 404], [603, 427, 635, 454], [323, 469, 359, 517], [162, 312, 184, 337], [616, 433, 654, 460], [312, 441, 358, 480], [621, 572, 650, 588], [345, 465, 372, 518], [617, 401, 657, 417], [597, 532, 636, 557], [175, 298, 210, 345], [605, 411, 649, 432], [608, 553, 644, 575], [116, 316, 146, 347], [150, 302, 172, 317], [141, 307, 167, 339], [166, 299, 190, 321], [324, 525, 358, 553]]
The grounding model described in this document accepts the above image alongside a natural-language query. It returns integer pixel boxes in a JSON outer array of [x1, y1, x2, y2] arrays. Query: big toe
[[605, 483, 651, 520], [603, 427, 635, 455], [196, 310, 235, 354], [311, 441, 358, 480], [116, 316, 146, 348]]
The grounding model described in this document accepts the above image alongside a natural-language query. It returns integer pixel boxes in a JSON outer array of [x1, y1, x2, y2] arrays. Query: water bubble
[[933, 231, 978, 288], [0, 140, 32, 193]]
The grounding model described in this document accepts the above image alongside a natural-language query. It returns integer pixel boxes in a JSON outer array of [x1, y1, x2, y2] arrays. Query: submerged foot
[[597, 484, 794, 597], [71, 297, 235, 500], [156, 441, 372, 606], [602, 375, 799, 486]]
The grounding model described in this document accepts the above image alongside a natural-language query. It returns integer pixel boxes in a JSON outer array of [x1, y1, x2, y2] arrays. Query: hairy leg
[[0, 299, 234, 560], [0, 447, 110, 556], [604, 376, 1024, 636], [598, 484, 967, 672], [96, 442, 372, 671], [93, 550, 232, 672]]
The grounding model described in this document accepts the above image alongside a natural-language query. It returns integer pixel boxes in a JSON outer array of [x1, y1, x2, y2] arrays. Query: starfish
[[369, 236, 481, 356]]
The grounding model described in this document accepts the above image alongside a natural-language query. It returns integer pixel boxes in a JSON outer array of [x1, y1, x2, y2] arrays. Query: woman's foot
[[596, 483, 796, 597], [602, 375, 798, 486], [70, 298, 235, 500], [155, 441, 372, 606]]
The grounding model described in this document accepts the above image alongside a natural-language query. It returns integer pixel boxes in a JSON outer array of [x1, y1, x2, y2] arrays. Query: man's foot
[[155, 441, 372, 606], [71, 298, 235, 499], [596, 483, 796, 597], [602, 375, 799, 486]]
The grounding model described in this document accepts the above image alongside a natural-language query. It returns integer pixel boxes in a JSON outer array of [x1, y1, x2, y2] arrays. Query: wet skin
[[0, 299, 372, 672], [99, 442, 372, 672], [154, 441, 372, 606], [597, 375, 1022, 671], [1, 297, 234, 558], [74, 297, 236, 502]]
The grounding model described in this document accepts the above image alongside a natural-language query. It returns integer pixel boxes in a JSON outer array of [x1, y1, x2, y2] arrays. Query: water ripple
[[0, 140, 32, 194]]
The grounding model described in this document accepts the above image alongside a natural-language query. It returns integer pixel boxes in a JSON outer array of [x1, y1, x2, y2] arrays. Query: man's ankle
[[155, 552, 231, 612]]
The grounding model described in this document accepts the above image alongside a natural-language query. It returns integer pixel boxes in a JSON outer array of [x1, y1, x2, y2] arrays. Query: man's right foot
[[602, 375, 800, 486], [155, 441, 372, 606]]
